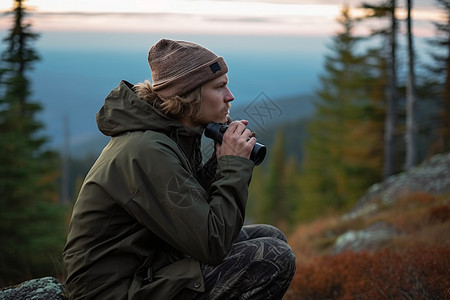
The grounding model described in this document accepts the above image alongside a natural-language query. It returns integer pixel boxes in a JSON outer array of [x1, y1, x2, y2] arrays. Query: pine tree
[[261, 133, 287, 228], [282, 155, 302, 231], [300, 6, 384, 219], [405, 0, 418, 169], [248, 131, 301, 231], [247, 164, 265, 223], [0, 0, 66, 284], [427, 0, 450, 154], [362, 0, 399, 178]]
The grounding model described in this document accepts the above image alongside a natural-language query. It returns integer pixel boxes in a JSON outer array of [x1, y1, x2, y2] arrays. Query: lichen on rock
[[331, 221, 400, 254], [346, 152, 450, 220], [0, 277, 67, 300]]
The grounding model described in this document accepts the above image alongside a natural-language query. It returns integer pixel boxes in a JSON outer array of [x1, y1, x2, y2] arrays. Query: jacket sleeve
[[196, 149, 218, 192], [122, 136, 254, 266]]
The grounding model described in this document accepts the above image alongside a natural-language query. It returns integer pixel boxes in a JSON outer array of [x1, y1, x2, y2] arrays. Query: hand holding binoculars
[[205, 122, 266, 166]]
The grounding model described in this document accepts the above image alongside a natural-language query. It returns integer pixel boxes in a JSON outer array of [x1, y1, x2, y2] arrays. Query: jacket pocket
[[128, 258, 204, 300]]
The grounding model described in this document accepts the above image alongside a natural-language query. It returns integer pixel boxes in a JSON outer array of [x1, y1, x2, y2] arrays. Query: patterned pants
[[195, 224, 296, 300]]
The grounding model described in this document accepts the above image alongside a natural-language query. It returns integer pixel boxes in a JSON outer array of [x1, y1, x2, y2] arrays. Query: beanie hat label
[[148, 39, 228, 98], [209, 62, 221, 74]]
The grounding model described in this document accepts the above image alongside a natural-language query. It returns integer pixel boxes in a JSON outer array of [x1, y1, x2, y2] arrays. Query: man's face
[[197, 74, 234, 126]]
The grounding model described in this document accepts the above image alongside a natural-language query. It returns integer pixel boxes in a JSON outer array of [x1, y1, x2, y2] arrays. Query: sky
[[0, 0, 445, 153], [0, 0, 443, 36]]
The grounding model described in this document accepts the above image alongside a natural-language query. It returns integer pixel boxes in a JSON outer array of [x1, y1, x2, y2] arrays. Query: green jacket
[[63, 81, 254, 299]]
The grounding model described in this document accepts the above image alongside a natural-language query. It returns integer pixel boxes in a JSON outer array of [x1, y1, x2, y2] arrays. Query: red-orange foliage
[[428, 204, 450, 224], [287, 245, 450, 300]]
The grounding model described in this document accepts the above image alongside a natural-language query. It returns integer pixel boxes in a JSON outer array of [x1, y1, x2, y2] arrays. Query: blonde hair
[[134, 80, 203, 122]]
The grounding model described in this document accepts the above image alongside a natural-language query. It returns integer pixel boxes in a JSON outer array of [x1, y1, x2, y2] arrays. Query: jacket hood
[[96, 80, 203, 139]]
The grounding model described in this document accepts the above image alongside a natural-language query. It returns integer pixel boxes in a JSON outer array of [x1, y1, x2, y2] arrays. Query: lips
[[225, 105, 231, 115]]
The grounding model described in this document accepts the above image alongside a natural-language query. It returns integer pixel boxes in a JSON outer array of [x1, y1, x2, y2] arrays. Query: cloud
[[205, 0, 437, 9], [0, 0, 441, 37], [0, 10, 340, 36]]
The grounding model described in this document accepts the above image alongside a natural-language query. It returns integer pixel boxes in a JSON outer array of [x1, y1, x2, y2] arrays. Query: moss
[[0, 277, 67, 300]]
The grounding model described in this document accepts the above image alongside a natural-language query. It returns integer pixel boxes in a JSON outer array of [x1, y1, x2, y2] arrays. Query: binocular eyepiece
[[204, 122, 266, 166]]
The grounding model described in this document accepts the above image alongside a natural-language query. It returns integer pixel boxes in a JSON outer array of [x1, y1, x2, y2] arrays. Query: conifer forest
[[0, 0, 449, 298]]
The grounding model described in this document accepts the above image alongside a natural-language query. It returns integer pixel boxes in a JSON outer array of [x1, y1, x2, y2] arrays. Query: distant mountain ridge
[[229, 93, 315, 131], [69, 93, 316, 158]]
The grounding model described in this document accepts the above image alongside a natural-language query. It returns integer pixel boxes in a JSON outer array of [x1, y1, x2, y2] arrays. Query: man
[[63, 39, 296, 299]]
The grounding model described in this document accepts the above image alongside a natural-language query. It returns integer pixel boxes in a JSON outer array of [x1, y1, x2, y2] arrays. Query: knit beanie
[[148, 39, 228, 99]]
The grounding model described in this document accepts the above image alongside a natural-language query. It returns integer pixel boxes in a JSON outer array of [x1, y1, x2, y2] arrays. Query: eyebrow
[[216, 79, 228, 86]]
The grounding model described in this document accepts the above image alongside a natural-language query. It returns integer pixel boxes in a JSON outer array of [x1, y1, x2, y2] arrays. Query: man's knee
[[267, 237, 296, 276], [199, 236, 296, 300], [261, 224, 288, 242], [243, 237, 296, 299], [246, 237, 296, 279], [241, 224, 288, 242]]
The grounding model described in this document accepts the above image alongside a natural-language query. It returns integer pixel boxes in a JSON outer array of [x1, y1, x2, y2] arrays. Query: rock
[[0, 277, 67, 300], [331, 221, 400, 254], [344, 152, 450, 220]]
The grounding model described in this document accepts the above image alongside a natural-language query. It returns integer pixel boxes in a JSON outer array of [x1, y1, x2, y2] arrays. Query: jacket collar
[[97, 80, 204, 163]]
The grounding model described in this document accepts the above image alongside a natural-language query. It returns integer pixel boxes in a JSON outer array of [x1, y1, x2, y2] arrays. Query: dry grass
[[285, 191, 450, 299], [285, 245, 450, 300]]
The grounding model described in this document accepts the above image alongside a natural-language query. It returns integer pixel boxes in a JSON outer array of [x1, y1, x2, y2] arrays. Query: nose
[[225, 87, 234, 102]]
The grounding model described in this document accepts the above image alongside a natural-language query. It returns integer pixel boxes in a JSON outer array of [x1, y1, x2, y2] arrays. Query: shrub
[[287, 245, 450, 300], [428, 204, 450, 224]]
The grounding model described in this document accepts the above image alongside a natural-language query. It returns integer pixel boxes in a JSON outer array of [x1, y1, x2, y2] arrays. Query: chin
[[219, 115, 229, 124], [200, 116, 227, 127]]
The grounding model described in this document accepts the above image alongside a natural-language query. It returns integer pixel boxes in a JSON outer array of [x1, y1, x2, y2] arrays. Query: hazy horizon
[[0, 0, 442, 37], [0, 0, 445, 154]]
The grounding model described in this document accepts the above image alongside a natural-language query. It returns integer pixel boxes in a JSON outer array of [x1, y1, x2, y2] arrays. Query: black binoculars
[[204, 122, 266, 166]]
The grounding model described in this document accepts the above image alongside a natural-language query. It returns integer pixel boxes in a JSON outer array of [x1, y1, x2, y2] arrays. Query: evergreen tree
[[246, 120, 307, 229], [405, 0, 418, 169], [362, 0, 399, 178], [247, 164, 265, 223], [260, 133, 287, 229], [300, 6, 384, 219], [427, 0, 450, 154], [282, 155, 302, 231], [0, 0, 66, 284], [248, 131, 300, 231]]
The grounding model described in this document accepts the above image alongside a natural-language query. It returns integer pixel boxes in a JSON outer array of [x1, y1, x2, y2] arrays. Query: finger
[[247, 136, 257, 146], [227, 121, 245, 134], [241, 128, 253, 140], [226, 121, 239, 133]]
